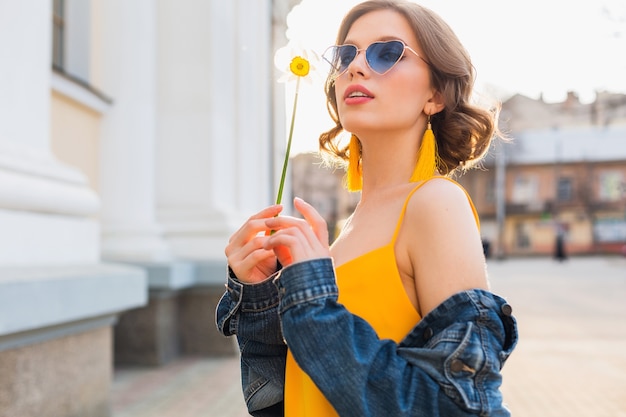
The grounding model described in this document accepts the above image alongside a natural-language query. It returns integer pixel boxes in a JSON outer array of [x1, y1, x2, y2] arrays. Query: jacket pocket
[[442, 322, 485, 412], [424, 322, 486, 413]]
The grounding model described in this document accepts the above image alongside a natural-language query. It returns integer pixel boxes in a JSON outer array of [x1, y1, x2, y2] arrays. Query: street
[[112, 256, 626, 417]]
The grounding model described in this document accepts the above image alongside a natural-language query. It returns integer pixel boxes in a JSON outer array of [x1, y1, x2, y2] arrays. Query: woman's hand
[[263, 197, 331, 267], [225, 205, 284, 284]]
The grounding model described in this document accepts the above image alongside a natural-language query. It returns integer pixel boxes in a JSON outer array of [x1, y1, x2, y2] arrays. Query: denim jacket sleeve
[[215, 267, 287, 415], [275, 258, 519, 417]]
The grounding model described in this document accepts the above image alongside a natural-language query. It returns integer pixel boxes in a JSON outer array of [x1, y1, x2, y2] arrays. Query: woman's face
[[334, 9, 434, 138]]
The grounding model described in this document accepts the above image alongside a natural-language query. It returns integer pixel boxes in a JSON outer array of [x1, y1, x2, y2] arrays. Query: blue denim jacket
[[216, 258, 518, 416]]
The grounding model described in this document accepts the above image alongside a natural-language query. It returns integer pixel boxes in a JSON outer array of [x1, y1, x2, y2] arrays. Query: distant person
[[554, 223, 567, 262], [217, 1, 518, 416]]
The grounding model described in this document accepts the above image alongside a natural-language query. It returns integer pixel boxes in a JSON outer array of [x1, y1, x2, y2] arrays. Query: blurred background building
[[0, 1, 298, 416], [459, 91, 626, 258]]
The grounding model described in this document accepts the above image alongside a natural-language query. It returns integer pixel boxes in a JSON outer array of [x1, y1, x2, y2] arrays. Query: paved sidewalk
[[111, 256, 626, 417], [112, 355, 248, 417], [487, 256, 626, 417]]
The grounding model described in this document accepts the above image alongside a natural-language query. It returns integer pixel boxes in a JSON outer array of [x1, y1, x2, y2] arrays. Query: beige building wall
[[50, 91, 101, 192], [503, 211, 594, 256], [501, 158, 626, 256]]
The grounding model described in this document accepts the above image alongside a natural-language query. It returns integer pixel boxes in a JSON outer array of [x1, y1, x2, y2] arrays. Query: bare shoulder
[[402, 177, 479, 252], [405, 177, 475, 223], [398, 177, 487, 316]]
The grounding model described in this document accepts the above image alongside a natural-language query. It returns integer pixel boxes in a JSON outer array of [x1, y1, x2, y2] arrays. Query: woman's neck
[[358, 132, 420, 198]]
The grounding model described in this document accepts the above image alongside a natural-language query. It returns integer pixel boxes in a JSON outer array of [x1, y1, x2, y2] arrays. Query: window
[[52, 0, 65, 69], [557, 177, 573, 201], [51, 0, 92, 83], [512, 175, 538, 204], [598, 171, 623, 202], [594, 218, 626, 243], [50, 0, 111, 115]]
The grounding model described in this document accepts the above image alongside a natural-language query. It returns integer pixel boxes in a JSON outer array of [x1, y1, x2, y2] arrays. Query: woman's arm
[[216, 267, 287, 415], [218, 204, 291, 415], [400, 178, 489, 316]]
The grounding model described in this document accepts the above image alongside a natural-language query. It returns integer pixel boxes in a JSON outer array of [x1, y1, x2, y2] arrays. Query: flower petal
[[277, 72, 295, 83], [274, 44, 294, 71], [274, 40, 322, 83]]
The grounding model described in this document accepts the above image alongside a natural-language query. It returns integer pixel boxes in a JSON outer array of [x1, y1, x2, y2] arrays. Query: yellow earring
[[347, 134, 362, 191], [410, 115, 440, 182]]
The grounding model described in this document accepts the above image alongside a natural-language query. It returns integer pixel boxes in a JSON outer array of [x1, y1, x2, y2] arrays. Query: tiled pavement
[[112, 355, 248, 417], [111, 256, 626, 417]]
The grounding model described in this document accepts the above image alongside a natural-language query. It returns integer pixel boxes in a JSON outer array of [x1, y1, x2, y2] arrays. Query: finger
[[264, 215, 308, 231], [264, 212, 325, 255], [293, 197, 329, 245], [228, 236, 275, 276], [263, 215, 319, 250], [238, 205, 283, 238], [264, 229, 306, 264], [265, 227, 330, 264], [232, 249, 274, 276], [228, 234, 275, 264], [227, 205, 283, 248], [262, 231, 296, 267], [272, 243, 293, 267]]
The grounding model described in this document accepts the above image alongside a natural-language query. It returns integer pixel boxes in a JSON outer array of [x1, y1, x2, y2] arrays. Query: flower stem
[[275, 76, 301, 205]]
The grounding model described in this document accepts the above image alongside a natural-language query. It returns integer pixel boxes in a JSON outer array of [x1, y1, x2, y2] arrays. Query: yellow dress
[[283, 178, 479, 416]]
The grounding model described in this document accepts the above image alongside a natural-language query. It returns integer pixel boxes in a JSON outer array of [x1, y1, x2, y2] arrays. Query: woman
[[217, 1, 517, 416]]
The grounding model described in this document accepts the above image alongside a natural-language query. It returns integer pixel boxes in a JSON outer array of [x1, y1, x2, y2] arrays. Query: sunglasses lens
[[366, 41, 405, 74], [323, 45, 357, 75], [322, 41, 406, 76]]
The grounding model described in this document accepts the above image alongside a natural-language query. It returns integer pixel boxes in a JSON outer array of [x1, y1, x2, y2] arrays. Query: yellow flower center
[[289, 56, 310, 77]]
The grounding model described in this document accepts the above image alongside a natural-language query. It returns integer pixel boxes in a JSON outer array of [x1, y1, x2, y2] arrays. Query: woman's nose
[[345, 49, 368, 77]]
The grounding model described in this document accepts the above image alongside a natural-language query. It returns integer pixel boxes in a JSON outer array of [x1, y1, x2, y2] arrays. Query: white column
[[97, 0, 171, 262], [155, 0, 275, 260], [271, 0, 293, 210], [235, 0, 274, 210], [0, 1, 99, 266]]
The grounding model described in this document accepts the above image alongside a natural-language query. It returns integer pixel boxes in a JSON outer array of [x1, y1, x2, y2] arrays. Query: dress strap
[[390, 177, 480, 242]]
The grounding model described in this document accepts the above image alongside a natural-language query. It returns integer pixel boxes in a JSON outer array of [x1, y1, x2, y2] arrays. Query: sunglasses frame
[[322, 40, 426, 78]]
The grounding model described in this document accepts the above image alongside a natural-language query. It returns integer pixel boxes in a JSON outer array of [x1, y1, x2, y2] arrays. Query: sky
[[279, 0, 626, 155]]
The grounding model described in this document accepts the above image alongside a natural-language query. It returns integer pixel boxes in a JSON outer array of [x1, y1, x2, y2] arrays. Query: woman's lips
[[344, 85, 374, 104]]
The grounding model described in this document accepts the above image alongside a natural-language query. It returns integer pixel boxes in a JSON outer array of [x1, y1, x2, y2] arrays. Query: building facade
[[458, 92, 626, 258], [0, 1, 298, 416]]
